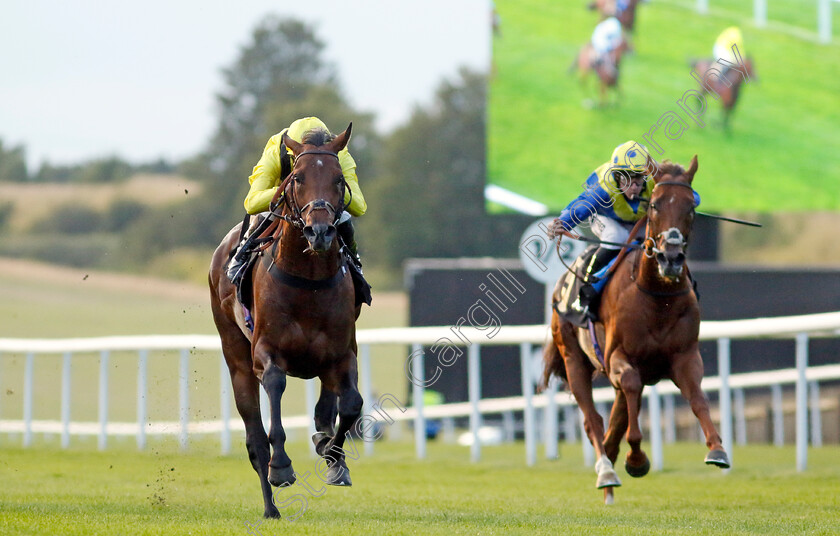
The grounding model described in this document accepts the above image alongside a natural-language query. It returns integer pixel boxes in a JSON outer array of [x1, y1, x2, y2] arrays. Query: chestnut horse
[[692, 58, 756, 129], [209, 125, 362, 518], [570, 38, 630, 107], [541, 156, 729, 504]]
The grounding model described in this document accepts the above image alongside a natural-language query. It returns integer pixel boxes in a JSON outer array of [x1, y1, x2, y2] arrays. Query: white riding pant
[[591, 215, 642, 250], [591, 17, 622, 55]]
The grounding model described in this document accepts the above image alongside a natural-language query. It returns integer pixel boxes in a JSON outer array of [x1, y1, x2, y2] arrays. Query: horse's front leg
[[311, 383, 338, 453], [610, 352, 650, 478], [317, 355, 363, 486], [603, 388, 629, 464], [670, 350, 730, 468], [258, 353, 296, 488]]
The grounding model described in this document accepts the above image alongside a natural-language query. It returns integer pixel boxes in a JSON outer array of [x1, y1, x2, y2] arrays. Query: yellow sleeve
[[339, 148, 367, 217], [244, 131, 285, 215]]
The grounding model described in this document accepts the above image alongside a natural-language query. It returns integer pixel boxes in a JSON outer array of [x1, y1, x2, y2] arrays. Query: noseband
[[642, 181, 693, 258], [271, 149, 350, 229]]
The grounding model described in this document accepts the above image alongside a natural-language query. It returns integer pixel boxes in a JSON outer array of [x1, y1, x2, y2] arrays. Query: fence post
[[305, 379, 317, 457], [179, 349, 189, 451], [468, 344, 482, 463], [754, 0, 767, 27], [219, 351, 230, 455], [544, 377, 559, 460], [809, 380, 822, 448], [137, 350, 148, 450], [360, 344, 374, 456], [771, 384, 784, 447], [734, 387, 747, 446], [520, 342, 536, 467], [61, 352, 72, 449], [818, 0, 832, 44], [23, 352, 34, 447], [411, 343, 426, 460], [563, 405, 577, 443], [796, 333, 809, 472], [99, 350, 110, 451], [664, 393, 676, 443], [717, 338, 733, 467], [649, 384, 663, 471]]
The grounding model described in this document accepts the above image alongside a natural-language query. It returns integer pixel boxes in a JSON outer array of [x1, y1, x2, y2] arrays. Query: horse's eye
[[293, 174, 303, 183], [334, 175, 344, 185], [649, 202, 657, 211]]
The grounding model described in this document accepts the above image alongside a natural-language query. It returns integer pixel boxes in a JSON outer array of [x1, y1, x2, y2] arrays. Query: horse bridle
[[642, 181, 694, 259], [271, 149, 350, 230]]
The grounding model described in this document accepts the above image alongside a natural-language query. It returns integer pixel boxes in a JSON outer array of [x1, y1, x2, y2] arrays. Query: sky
[[0, 0, 490, 169]]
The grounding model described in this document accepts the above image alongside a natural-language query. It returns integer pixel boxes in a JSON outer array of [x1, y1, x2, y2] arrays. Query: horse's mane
[[301, 128, 335, 147]]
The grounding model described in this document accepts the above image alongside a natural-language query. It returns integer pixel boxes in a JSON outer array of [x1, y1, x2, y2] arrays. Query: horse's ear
[[328, 123, 352, 153], [686, 154, 698, 183], [282, 132, 303, 156]]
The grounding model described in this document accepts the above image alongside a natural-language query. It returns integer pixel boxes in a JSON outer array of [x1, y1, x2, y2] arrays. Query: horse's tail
[[539, 333, 567, 392]]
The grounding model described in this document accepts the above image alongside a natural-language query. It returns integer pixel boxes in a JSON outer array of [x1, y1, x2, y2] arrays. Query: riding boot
[[571, 247, 621, 316], [226, 237, 254, 285], [337, 219, 362, 272]]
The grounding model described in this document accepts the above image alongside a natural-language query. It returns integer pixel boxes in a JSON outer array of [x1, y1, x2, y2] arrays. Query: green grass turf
[[2, 439, 839, 535], [487, 0, 840, 213], [0, 260, 409, 424]]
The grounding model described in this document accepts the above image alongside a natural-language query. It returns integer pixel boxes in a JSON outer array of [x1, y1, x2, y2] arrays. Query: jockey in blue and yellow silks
[[227, 117, 367, 285], [548, 141, 701, 317]]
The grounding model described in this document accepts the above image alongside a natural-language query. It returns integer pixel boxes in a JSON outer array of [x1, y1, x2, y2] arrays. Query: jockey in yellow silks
[[713, 26, 744, 66], [548, 141, 701, 318], [227, 117, 367, 284]]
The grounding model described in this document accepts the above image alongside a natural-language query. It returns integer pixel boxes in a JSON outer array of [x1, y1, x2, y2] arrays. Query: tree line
[[0, 17, 529, 286]]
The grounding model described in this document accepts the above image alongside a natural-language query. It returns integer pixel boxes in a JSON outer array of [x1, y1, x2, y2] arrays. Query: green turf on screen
[[488, 0, 840, 213]]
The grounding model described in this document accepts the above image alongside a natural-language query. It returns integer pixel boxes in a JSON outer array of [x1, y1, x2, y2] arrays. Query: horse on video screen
[[691, 58, 756, 130], [209, 124, 362, 518], [570, 37, 630, 108], [541, 156, 729, 504]]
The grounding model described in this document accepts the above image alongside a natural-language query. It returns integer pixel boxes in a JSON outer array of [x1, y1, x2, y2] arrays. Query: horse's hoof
[[596, 471, 621, 489], [268, 464, 296, 487], [625, 456, 650, 478], [595, 455, 621, 488], [312, 432, 332, 456], [326, 458, 352, 487], [705, 449, 730, 469], [263, 507, 282, 519]]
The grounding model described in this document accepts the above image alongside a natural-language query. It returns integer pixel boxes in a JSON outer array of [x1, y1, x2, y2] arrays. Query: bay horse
[[541, 156, 730, 504], [570, 38, 630, 107], [209, 124, 362, 518], [691, 58, 756, 129]]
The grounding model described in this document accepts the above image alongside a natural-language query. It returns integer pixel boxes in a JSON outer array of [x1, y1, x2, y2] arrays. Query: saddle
[[553, 246, 599, 328]]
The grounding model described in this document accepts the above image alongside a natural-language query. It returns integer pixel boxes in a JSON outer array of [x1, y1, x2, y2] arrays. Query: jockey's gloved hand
[[547, 218, 567, 240]]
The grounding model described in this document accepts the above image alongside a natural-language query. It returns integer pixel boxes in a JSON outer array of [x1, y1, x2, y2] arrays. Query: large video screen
[[486, 0, 840, 215]]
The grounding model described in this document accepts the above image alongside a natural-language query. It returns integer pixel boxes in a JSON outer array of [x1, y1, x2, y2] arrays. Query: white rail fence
[[1, 311, 839, 473], [687, 0, 836, 43]]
